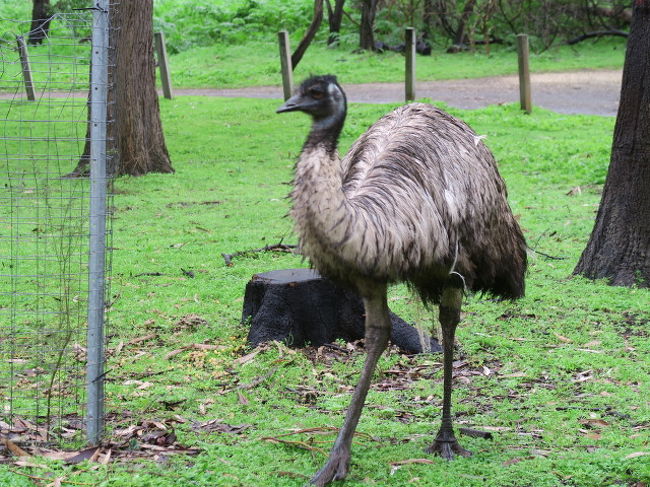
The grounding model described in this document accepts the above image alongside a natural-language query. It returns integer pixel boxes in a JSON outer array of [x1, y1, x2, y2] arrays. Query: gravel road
[[175, 69, 622, 117]]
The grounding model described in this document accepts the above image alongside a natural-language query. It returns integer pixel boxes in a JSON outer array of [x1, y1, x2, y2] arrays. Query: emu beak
[[276, 94, 305, 114]]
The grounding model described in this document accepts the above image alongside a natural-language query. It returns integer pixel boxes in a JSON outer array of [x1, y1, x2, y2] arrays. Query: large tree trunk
[[28, 0, 51, 45], [326, 0, 346, 45], [360, 0, 379, 50], [574, 1, 650, 287], [70, 0, 173, 177], [291, 0, 324, 69]]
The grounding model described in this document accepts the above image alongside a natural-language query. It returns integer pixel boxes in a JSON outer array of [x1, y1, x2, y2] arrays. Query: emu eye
[[310, 89, 325, 99]]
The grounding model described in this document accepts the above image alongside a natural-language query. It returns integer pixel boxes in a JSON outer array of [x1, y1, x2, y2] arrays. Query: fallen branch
[[567, 30, 628, 45], [527, 246, 567, 260], [221, 241, 298, 266]]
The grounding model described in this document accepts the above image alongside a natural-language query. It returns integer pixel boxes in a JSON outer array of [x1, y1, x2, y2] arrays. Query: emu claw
[[307, 449, 350, 486], [426, 438, 472, 460]]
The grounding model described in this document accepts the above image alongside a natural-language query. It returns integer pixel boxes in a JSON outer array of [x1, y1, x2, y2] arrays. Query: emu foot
[[426, 429, 472, 460], [308, 449, 350, 486]]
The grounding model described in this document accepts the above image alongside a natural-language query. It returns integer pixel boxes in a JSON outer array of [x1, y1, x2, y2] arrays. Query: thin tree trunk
[[360, 0, 379, 50], [326, 0, 346, 45], [28, 0, 51, 45], [574, 1, 650, 287], [70, 0, 172, 177], [422, 0, 435, 40], [453, 0, 478, 45], [292, 0, 324, 69]]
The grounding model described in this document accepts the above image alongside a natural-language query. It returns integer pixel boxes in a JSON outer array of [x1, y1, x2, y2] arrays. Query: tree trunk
[[360, 0, 379, 50], [28, 0, 51, 45], [326, 0, 346, 45], [422, 0, 435, 40], [70, 0, 173, 177], [291, 0, 324, 69], [453, 0, 478, 46], [574, 1, 650, 288]]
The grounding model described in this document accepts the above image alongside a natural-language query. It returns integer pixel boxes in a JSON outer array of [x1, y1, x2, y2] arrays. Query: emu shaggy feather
[[291, 100, 526, 304]]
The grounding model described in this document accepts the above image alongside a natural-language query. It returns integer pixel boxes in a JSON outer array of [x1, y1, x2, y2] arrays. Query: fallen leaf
[[1, 437, 30, 457], [233, 349, 261, 366], [625, 451, 650, 460], [191, 419, 252, 434], [553, 333, 572, 343]]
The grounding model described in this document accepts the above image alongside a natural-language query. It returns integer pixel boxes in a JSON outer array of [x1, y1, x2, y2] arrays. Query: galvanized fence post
[[87, 0, 110, 446]]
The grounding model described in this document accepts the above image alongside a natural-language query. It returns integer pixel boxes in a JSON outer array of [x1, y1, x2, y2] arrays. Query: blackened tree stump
[[242, 269, 441, 354]]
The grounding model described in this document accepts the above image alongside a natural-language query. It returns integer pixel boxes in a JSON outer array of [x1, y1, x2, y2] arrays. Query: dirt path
[[176, 69, 622, 117]]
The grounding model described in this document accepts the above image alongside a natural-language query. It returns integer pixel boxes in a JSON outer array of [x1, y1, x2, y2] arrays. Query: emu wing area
[[339, 103, 526, 302]]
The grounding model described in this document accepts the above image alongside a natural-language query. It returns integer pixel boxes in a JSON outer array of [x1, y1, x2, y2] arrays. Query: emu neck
[[304, 112, 345, 155], [293, 115, 356, 257]]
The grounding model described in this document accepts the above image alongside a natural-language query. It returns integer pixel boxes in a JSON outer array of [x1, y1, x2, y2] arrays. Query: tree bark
[[28, 0, 51, 45], [574, 1, 650, 287], [70, 0, 173, 177], [326, 0, 346, 45], [291, 0, 324, 69], [360, 0, 379, 51], [453, 0, 478, 46], [422, 0, 435, 40]]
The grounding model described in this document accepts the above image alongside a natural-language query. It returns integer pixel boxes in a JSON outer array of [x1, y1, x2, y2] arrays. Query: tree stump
[[243, 269, 441, 354]]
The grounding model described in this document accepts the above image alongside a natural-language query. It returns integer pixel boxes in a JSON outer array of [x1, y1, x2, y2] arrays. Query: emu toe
[[308, 449, 350, 486], [426, 429, 472, 460]]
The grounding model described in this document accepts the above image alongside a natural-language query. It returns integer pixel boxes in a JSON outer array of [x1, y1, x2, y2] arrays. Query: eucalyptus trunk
[[574, 1, 650, 287]]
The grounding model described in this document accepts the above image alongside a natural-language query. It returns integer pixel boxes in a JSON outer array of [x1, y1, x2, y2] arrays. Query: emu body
[[278, 75, 526, 486]]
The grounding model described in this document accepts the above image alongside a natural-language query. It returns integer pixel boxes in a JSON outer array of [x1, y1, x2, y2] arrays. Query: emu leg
[[426, 283, 472, 459], [309, 286, 391, 486]]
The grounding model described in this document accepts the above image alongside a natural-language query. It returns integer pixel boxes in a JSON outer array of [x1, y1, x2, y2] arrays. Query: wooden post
[[516, 34, 532, 114], [154, 31, 173, 99], [278, 30, 293, 101], [16, 36, 35, 101], [405, 27, 416, 102]]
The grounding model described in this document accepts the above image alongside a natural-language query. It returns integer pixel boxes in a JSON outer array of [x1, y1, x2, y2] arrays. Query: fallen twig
[[221, 241, 298, 266], [527, 246, 567, 260]]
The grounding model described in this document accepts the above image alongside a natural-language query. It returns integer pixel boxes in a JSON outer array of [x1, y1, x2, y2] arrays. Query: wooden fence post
[[278, 30, 293, 101], [405, 27, 416, 102], [516, 34, 532, 114], [154, 31, 173, 99], [16, 36, 35, 101]]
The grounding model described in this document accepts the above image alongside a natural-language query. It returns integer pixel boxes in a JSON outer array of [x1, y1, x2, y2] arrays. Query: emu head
[[277, 75, 347, 129]]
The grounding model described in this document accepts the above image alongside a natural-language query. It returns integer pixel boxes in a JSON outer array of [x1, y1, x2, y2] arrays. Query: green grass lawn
[[166, 37, 626, 89], [2, 96, 648, 486]]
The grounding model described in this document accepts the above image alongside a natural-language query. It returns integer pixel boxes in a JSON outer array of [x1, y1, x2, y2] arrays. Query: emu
[[277, 75, 527, 486]]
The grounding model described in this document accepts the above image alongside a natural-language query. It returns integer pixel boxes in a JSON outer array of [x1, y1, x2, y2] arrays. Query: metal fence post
[[278, 30, 293, 101], [154, 31, 173, 99], [87, 0, 109, 446], [405, 27, 416, 102], [16, 36, 35, 101]]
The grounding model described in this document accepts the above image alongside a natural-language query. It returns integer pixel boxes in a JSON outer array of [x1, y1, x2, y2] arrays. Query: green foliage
[[153, 0, 315, 53]]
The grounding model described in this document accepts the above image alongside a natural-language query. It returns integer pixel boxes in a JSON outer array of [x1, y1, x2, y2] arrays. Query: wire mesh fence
[[0, 6, 111, 446]]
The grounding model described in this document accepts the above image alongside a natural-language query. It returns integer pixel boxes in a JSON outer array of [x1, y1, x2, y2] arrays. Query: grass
[[2, 95, 648, 486], [166, 36, 626, 89]]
